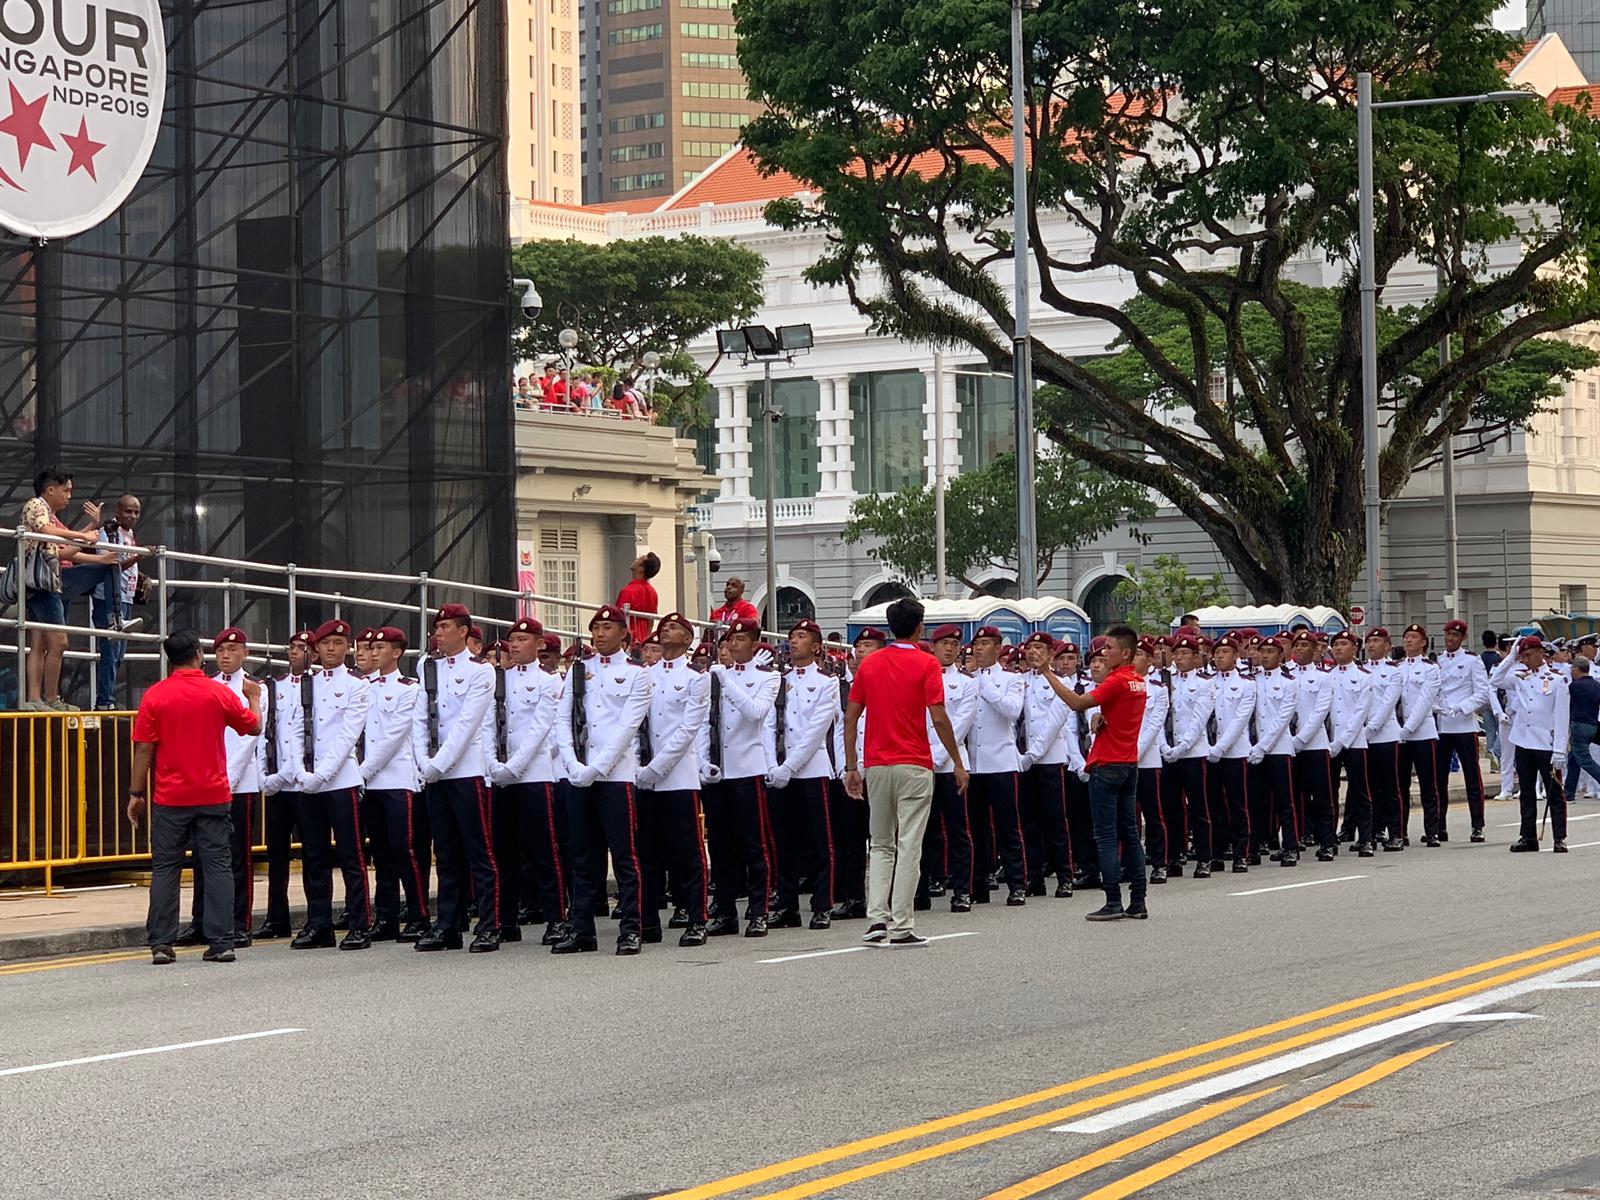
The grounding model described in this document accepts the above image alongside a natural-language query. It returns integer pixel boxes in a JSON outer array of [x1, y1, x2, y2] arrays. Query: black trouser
[[1256, 754, 1299, 850], [970, 771, 1026, 892], [1021, 762, 1073, 885], [772, 776, 837, 914], [1333, 748, 1373, 845], [1173, 757, 1212, 864], [1064, 770, 1097, 880], [1366, 741, 1402, 840], [364, 788, 431, 926], [1088, 764, 1146, 906], [704, 775, 774, 920], [1516, 746, 1567, 842], [425, 776, 500, 936], [921, 772, 974, 897], [1436, 731, 1486, 831], [640, 786, 708, 926], [500, 781, 568, 925], [828, 777, 868, 904], [261, 789, 299, 928], [1208, 757, 1251, 860], [1246, 761, 1276, 851], [919, 796, 947, 897], [190, 791, 253, 935], [296, 788, 372, 934], [1137, 767, 1167, 867], [566, 780, 645, 941], [965, 771, 996, 898], [1158, 763, 1187, 867], [1292, 749, 1336, 849], [1399, 738, 1442, 839], [148, 802, 233, 950]]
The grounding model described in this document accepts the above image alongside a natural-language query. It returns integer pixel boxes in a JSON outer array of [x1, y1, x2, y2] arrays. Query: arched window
[[767, 586, 816, 630], [864, 581, 915, 608], [970, 576, 1020, 600]]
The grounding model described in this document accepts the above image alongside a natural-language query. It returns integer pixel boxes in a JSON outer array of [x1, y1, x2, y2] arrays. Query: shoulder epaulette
[[757, 662, 780, 672], [1357, 663, 1370, 673], [1317, 661, 1333, 671], [399, 676, 418, 685], [471, 655, 488, 664]]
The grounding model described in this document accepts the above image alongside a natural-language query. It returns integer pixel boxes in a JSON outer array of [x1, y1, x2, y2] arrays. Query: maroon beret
[[928, 623, 963, 642], [372, 626, 407, 648], [434, 603, 471, 624], [1443, 619, 1468, 634], [657, 611, 696, 637], [314, 619, 350, 642], [972, 625, 1004, 642], [213, 626, 247, 646], [589, 605, 626, 629], [509, 617, 544, 637]]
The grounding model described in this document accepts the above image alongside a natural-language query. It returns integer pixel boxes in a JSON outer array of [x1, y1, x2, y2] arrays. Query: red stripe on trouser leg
[[349, 789, 374, 927], [754, 779, 774, 916], [1058, 769, 1073, 872], [404, 791, 429, 920], [817, 778, 836, 910], [692, 790, 709, 921], [624, 783, 645, 930], [544, 783, 566, 914], [959, 779, 975, 894], [475, 779, 501, 923], [1011, 774, 1028, 881], [1152, 767, 1167, 854]]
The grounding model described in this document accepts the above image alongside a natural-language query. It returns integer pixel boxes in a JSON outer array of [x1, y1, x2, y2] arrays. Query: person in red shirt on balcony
[[709, 577, 759, 627], [617, 551, 662, 644]]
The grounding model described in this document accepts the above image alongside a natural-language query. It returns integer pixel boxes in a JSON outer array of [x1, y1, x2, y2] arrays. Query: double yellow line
[[661, 930, 1600, 1200]]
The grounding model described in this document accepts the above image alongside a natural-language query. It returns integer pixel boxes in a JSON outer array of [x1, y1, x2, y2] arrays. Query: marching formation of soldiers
[[173, 607, 1580, 957]]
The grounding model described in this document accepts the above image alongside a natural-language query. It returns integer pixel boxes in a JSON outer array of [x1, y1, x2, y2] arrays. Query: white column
[[922, 364, 961, 486], [716, 383, 752, 499], [817, 374, 855, 496]]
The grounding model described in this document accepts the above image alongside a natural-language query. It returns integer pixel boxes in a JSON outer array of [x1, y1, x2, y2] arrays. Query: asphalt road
[[4, 794, 1600, 1200]]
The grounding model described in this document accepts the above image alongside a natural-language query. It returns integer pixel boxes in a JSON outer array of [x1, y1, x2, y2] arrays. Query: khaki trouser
[[865, 764, 935, 933]]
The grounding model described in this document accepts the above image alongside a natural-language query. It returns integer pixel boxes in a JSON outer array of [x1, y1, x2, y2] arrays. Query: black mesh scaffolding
[[0, 0, 514, 630]]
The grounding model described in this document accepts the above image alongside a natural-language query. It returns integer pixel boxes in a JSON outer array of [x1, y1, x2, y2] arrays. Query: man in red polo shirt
[[1044, 624, 1150, 921], [129, 629, 263, 963], [842, 598, 967, 947]]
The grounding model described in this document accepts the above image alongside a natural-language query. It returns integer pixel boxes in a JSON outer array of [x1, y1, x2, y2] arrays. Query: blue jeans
[[1481, 710, 1500, 762], [1566, 722, 1600, 800], [94, 595, 131, 703], [1087, 762, 1146, 906]]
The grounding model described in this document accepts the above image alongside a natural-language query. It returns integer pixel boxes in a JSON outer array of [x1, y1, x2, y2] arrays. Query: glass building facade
[[0, 0, 512, 637]]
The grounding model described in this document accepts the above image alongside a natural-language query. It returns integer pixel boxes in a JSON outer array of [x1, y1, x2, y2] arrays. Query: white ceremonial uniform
[[257, 672, 306, 795], [1209, 668, 1256, 760], [361, 669, 423, 792], [411, 652, 495, 783], [1291, 662, 1335, 754], [638, 655, 710, 792], [1251, 666, 1298, 760], [967, 664, 1025, 774], [1021, 670, 1071, 770], [698, 660, 778, 783], [1137, 667, 1171, 770], [217, 670, 261, 793], [765, 662, 841, 788], [489, 662, 562, 787], [1398, 655, 1442, 743], [1435, 647, 1493, 735], [1327, 661, 1372, 756], [1363, 658, 1405, 744], [557, 650, 652, 785], [929, 665, 977, 774], [297, 664, 370, 792], [1164, 668, 1216, 762]]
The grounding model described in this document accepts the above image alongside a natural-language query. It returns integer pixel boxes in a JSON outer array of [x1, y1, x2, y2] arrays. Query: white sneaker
[[18, 699, 50, 712]]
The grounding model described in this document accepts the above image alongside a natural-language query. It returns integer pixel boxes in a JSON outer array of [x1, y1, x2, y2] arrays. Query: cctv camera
[[512, 277, 542, 322], [708, 548, 722, 573]]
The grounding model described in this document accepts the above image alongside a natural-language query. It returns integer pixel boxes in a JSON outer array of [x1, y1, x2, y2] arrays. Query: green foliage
[[735, 0, 1600, 603], [845, 450, 1155, 590], [1113, 554, 1232, 635], [511, 235, 765, 428]]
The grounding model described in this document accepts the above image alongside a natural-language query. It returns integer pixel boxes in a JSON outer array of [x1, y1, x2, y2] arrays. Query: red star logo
[[60, 117, 105, 182], [0, 83, 53, 172]]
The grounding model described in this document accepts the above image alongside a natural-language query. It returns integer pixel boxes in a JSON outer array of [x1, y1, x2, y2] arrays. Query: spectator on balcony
[[709, 577, 759, 628], [538, 364, 563, 410], [617, 551, 662, 644], [92, 494, 146, 709], [17, 467, 120, 712], [514, 377, 535, 410], [568, 370, 592, 412]]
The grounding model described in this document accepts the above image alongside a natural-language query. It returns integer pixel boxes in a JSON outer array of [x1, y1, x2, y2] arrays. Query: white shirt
[[1397, 655, 1442, 742], [638, 655, 709, 793], [1209, 668, 1256, 759], [256, 673, 305, 795], [1022, 671, 1071, 766], [556, 651, 652, 784], [1496, 662, 1571, 754], [1327, 661, 1373, 753], [967, 664, 1024, 774], [410, 653, 496, 782], [1168, 669, 1216, 760], [299, 664, 370, 791], [929, 666, 976, 774], [1137, 667, 1171, 770], [489, 663, 562, 787], [1434, 647, 1493, 735], [1252, 666, 1298, 757], [98, 524, 139, 604], [765, 662, 840, 782], [1289, 662, 1334, 753], [698, 660, 779, 781], [215, 670, 260, 793], [360, 670, 423, 791], [1363, 658, 1405, 743]]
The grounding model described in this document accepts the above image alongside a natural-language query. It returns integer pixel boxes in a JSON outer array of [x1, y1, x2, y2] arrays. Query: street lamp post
[[642, 349, 660, 414], [1010, 0, 1038, 599], [1356, 73, 1533, 630]]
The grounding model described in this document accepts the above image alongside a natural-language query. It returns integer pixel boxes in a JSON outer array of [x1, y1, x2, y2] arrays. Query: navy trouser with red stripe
[[1157, 763, 1187, 867], [828, 778, 868, 904], [1208, 757, 1251, 860], [921, 771, 974, 898], [1399, 738, 1443, 840], [566, 780, 644, 941], [1172, 756, 1212, 864], [1291, 749, 1335, 849], [297, 788, 373, 934], [639, 786, 708, 926], [1435, 732, 1485, 831], [190, 791, 254, 935], [1334, 747, 1374, 845], [426, 777, 500, 936], [498, 781, 569, 926], [364, 788, 431, 926], [705, 775, 773, 920], [262, 790, 299, 929], [1137, 767, 1167, 867], [1255, 754, 1297, 851], [1064, 770, 1097, 881], [971, 771, 1026, 893], [772, 776, 836, 914], [1366, 741, 1403, 841], [1021, 763, 1073, 886]]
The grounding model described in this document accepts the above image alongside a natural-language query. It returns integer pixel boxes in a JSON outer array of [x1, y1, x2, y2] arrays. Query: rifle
[[262, 647, 279, 777], [707, 668, 723, 774], [423, 656, 440, 756], [301, 671, 316, 773], [571, 651, 589, 763], [494, 665, 508, 763], [772, 662, 787, 766], [1160, 666, 1175, 744]]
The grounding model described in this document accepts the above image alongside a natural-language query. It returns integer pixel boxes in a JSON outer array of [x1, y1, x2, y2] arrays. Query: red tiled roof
[[1548, 83, 1600, 110], [587, 197, 668, 213]]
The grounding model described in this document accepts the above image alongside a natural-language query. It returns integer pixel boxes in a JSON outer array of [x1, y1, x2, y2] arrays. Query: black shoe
[[232, 930, 252, 949], [639, 925, 663, 944], [173, 924, 205, 947], [1358, 843, 1376, 857], [1438, 830, 1450, 843], [1209, 859, 1226, 872], [253, 921, 291, 940], [616, 933, 642, 955], [972, 890, 991, 904], [914, 895, 932, 911], [1192, 864, 1212, 879], [927, 881, 947, 897], [985, 872, 1000, 891], [744, 915, 769, 937], [398, 921, 428, 944], [1231, 860, 1248, 873], [862, 923, 889, 943], [827, 902, 851, 920], [667, 906, 691, 929], [1555, 839, 1569, 853], [1055, 879, 1074, 897], [1124, 900, 1149, 919], [1247, 852, 1262, 866], [334, 909, 350, 932], [151, 945, 175, 965], [1026, 879, 1047, 897], [1383, 838, 1404, 852], [769, 909, 803, 928], [551, 934, 599, 954], [290, 927, 336, 950], [887, 932, 929, 948], [846, 900, 868, 919], [540, 921, 568, 946], [1470, 828, 1486, 843], [499, 923, 523, 943], [339, 929, 372, 951], [516, 906, 540, 926], [1006, 889, 1027, 906], [1315, 846, 1336, 861], [1168, 862, 1184, 878], [679, 925, 708, 947], [368, 920, 401, 943], [1086, 903, 1125, 921], [950, 893, 973, 912], [1423, 835, 1440, 847], [468, 929, 501, 953], [203, 946, 236, 963], [1509, 837, 1539, 853], [415, 929, 463, 951], [1148, 867, 1167, 885], [707, 915, 740, 936], [1280, 853, 1299, 867]]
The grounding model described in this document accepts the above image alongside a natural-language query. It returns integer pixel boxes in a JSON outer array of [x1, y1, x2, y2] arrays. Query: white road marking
[[1541, 981, 1600, 989], [1052, 956, 1599, 1134], [0, 1028, 304, 1079], [1229, 875, 1367, 897], [760, 931, 978, 964], [1438, 1012, 1542, 1022], [1563, 840, 1600, 849]]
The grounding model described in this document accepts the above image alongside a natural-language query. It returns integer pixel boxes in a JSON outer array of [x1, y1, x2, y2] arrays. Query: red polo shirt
[[1086, 664, 1147, 767], [848, 642, 944, 769], [132, 669, 261, 806]]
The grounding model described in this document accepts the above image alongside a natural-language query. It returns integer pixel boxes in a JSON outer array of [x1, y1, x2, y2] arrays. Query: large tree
[[736, 0, 1600, 604], [845, 449, 1155, 591], [512, 235, 765, 426]]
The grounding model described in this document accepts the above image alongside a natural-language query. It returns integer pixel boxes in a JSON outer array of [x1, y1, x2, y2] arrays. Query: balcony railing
[[746, 499, 815, 523]]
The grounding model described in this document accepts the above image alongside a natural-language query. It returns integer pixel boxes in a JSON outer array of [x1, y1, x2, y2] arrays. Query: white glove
[[570, 764, 600, 789], [419, 758, 444, 785], [488, 762, 514, 787], [1017, 754, 1034, 774], [1159, 743, 1178, 763], [1076, 768, 1090, 782], [634, 764, 660, 790], [1247, 746, 1266, 765], [1206, 749, 1222, 764], [767, 765, 793, 791], [1554, 753, 1569, 774], [700, 764, 723, 785], [1327, 742, 1344, 759], [295, 770, 322, 792], [1364, 725, 1381, 741]]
